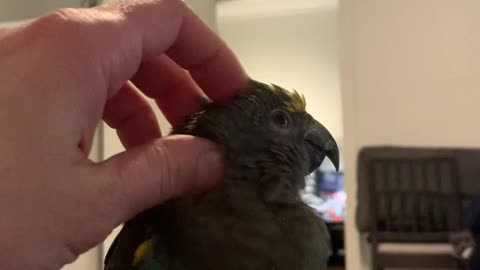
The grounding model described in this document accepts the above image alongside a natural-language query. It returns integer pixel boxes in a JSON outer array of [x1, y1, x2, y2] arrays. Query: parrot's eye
[[270, 109, 291, 129]]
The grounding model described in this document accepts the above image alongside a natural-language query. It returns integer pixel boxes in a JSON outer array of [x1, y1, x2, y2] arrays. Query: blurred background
[[2, 0, 480, 269]]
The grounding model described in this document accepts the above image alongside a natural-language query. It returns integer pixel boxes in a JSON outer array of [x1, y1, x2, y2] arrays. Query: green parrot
[[104, 80, 339, 270]]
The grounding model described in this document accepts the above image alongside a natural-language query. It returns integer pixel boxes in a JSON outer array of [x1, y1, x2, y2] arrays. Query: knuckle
[[47, 8, 81, 22], [33, 8, 84, 32], [22, 7, 123, 78], [97, 141, 183, 224], [62, 241, 82, 265], [22, 8, 87, 49], [26, 8, 117, 47], [149, 142, 178, 194], [111, 141, 179, 207]]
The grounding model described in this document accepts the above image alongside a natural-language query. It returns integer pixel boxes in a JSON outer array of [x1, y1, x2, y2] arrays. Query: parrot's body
[[104, 80, 339, 270]]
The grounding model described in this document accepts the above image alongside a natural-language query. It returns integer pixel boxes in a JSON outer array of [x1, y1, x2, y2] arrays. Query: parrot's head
[[172, 80, 339, 193]]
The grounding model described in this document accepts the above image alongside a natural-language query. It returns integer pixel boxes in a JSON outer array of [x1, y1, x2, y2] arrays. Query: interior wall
[[0, 0, 83, 22], [339, 0, 480, 269], [217, 0, 343, 170], [186, 0, 216, 31]]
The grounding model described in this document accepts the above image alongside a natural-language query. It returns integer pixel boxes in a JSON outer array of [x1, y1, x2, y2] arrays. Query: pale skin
[[0, 0, 248, 269]]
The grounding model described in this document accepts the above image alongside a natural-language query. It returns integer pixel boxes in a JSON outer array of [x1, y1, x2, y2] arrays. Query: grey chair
[[365, 157, 464, 270]]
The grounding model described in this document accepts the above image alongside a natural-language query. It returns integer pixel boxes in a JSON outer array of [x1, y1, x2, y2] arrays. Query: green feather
[[259, 81, 307, 112], [137, 251, 166, 270]]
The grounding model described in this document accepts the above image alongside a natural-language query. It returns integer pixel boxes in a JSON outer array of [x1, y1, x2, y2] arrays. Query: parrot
[[104, 79, 340, 270]]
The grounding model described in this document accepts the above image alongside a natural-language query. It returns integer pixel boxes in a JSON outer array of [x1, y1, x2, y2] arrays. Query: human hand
[[0, 0, 247, 269]]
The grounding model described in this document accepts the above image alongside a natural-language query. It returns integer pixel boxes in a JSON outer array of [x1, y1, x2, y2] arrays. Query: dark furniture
[[362, 152, 465, 269], [357, 146, 480, 233]]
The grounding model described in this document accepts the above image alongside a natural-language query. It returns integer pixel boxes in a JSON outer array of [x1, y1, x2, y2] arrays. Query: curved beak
[[304, 117, 340, 174]]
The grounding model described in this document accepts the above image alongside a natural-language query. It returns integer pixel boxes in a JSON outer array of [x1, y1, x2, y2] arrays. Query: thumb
[[95, 135, 223, 225]]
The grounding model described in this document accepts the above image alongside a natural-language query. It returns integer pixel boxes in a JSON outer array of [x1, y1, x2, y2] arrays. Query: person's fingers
[[103, 82, 161, 148], [93, 135, 223, 226], [23, 0, 247, 154], [0, 27, 11, 39], [131, 55, 206, 125], [90, 0, 247, 101], [165, 7, 248, 104]]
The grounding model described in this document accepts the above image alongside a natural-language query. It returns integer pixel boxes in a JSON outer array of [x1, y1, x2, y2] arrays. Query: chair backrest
[[367, 157, 463, 242]]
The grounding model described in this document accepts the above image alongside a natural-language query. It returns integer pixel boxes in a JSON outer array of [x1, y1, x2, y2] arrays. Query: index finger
[[98, 0, 248, 103]]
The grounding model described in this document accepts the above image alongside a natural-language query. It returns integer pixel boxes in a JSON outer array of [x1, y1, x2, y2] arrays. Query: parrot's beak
[[304, 118, 340, 174]]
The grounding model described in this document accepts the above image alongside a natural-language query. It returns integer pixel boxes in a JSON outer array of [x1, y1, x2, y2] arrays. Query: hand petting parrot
[[104, 79, 339, 270]]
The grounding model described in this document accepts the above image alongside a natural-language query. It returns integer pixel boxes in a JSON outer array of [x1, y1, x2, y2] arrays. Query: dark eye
[[271, 109, 291, 128]]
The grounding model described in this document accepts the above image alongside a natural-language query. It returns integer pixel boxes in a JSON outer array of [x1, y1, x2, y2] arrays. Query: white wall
[[186, 0, 216, 31], [218, 1, 343, 170], [0, 0, 87, 22], [339, 1, 480, 269]]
